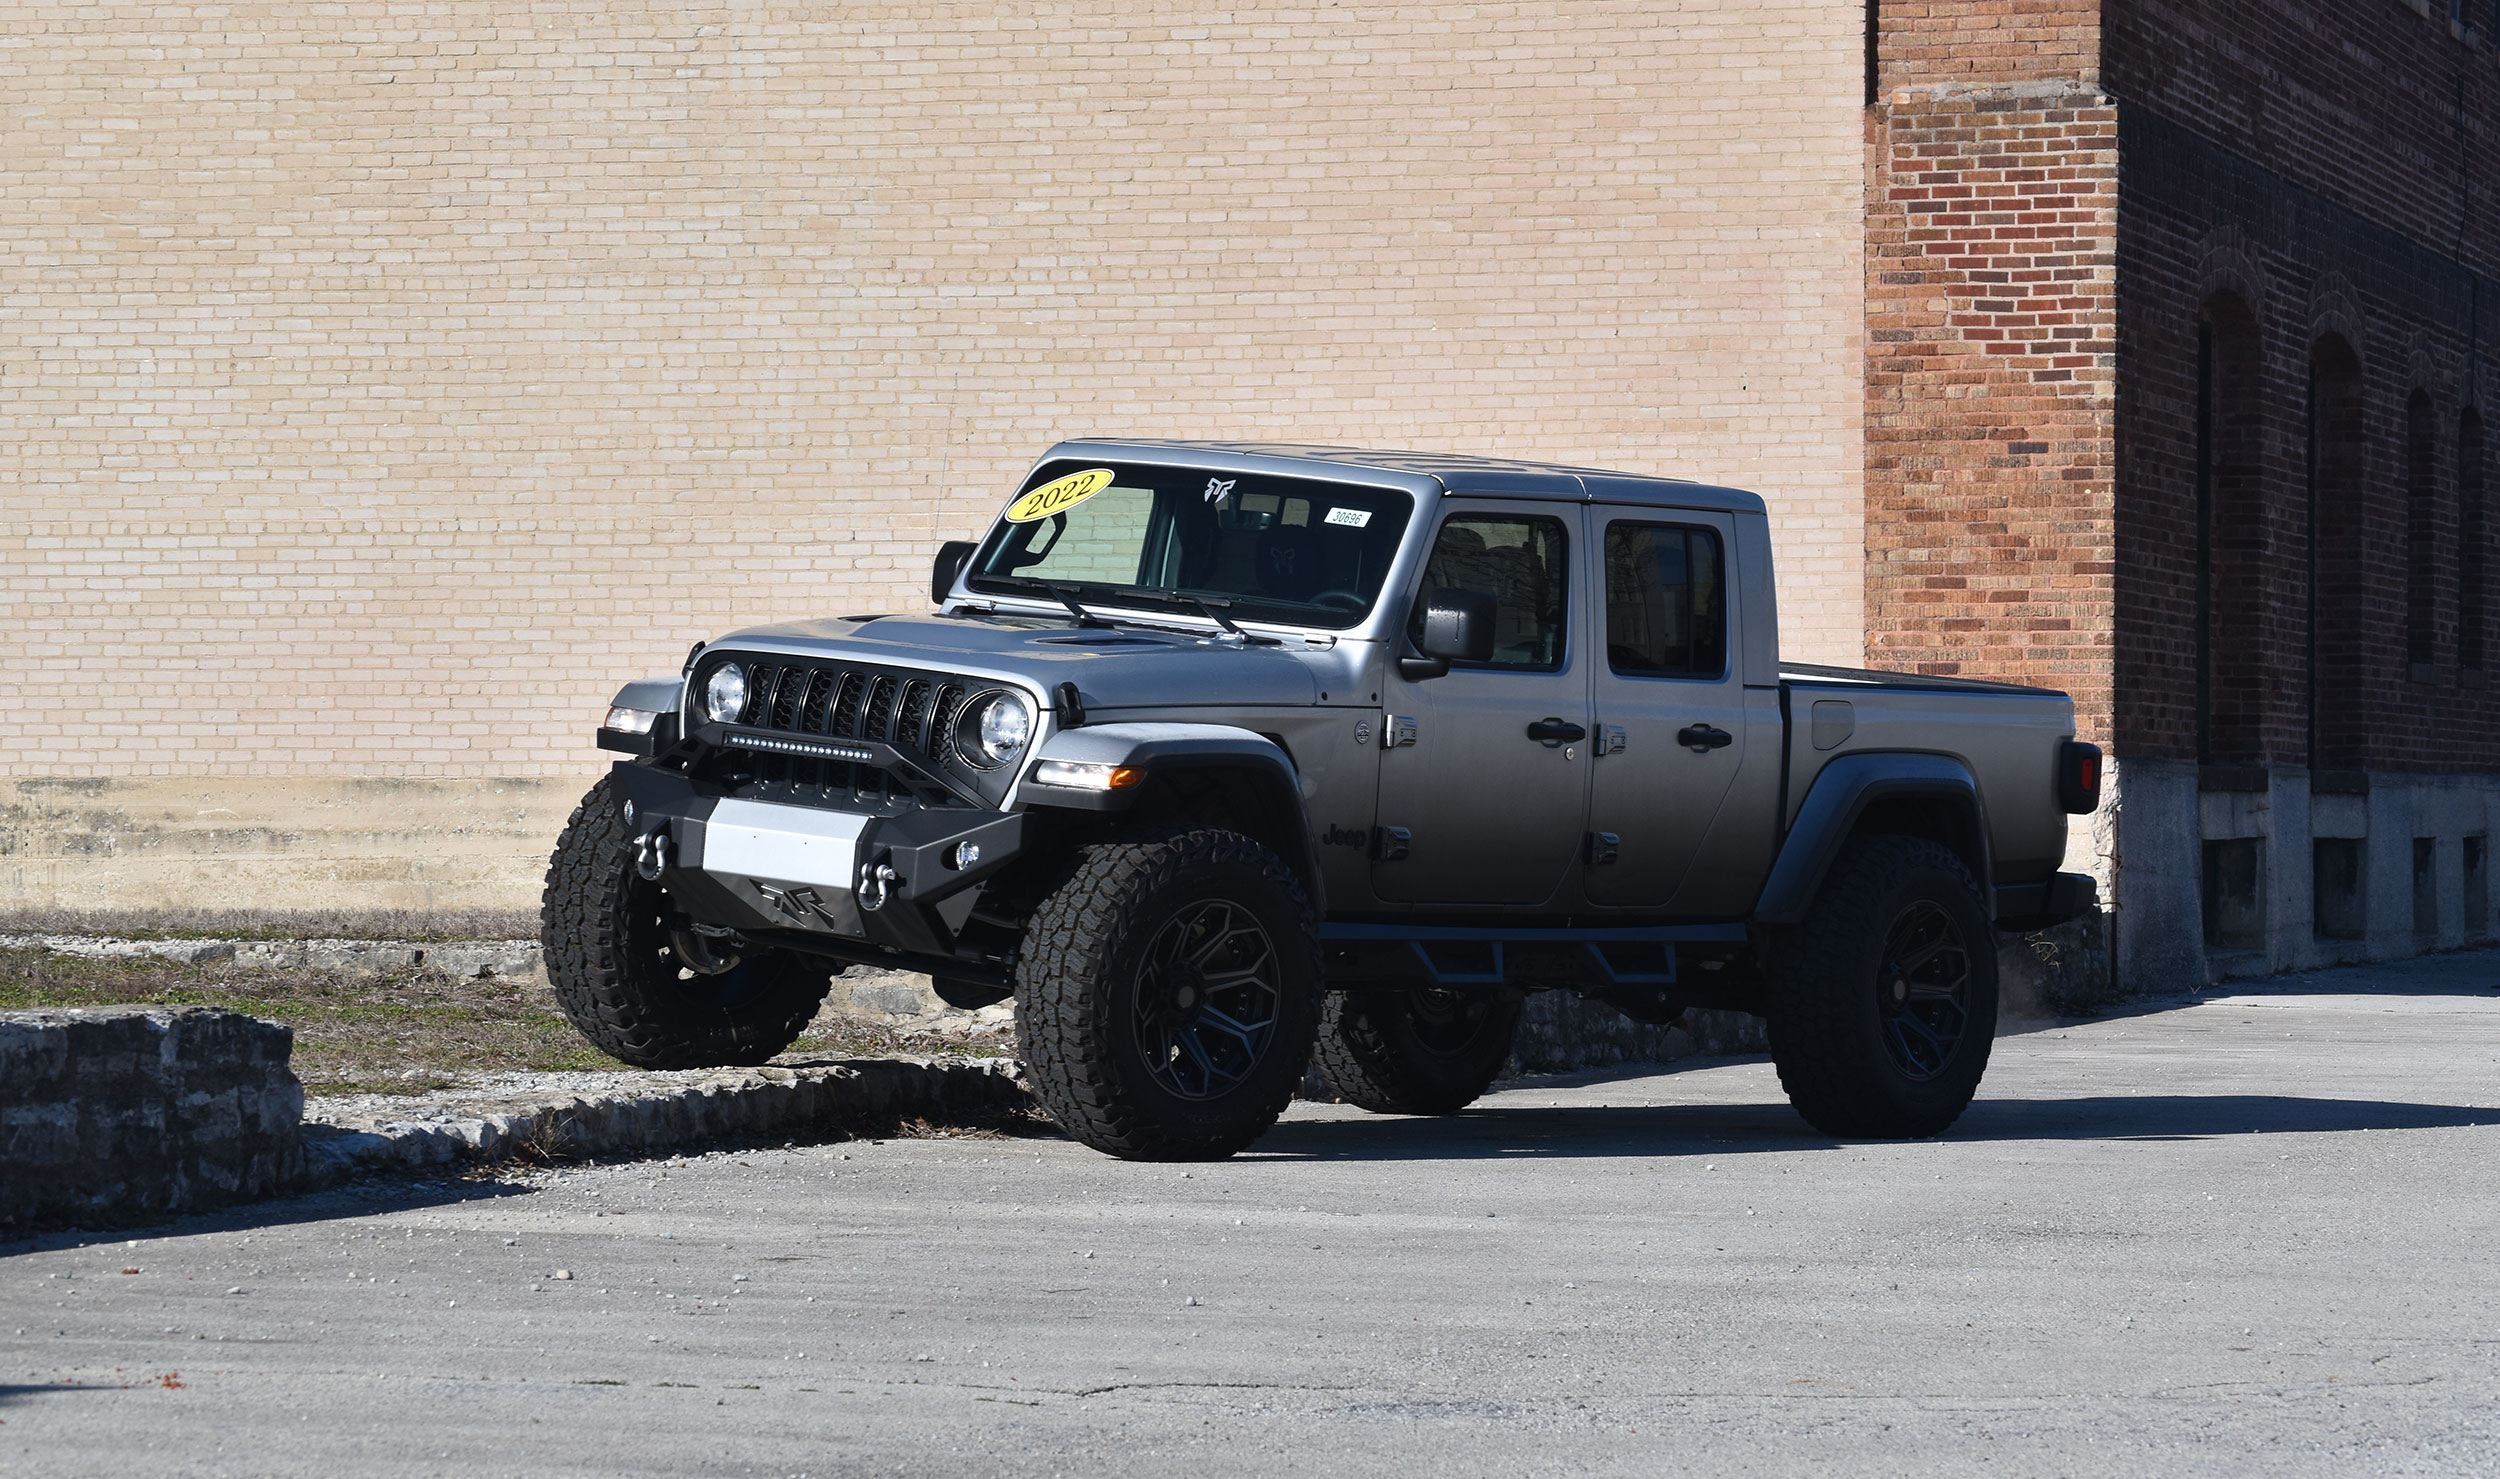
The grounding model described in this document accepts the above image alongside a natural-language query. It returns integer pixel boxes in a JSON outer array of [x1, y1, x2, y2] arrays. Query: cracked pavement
[[8, 950, 2500, 1476]]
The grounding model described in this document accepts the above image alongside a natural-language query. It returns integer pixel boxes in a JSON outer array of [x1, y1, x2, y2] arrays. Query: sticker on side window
[[1323, 506, 1372, 528], [1005, 468, 1117, 523]]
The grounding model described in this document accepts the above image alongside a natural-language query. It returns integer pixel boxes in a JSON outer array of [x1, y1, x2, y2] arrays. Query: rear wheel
[[541, 776, 834, 1069], [1316, 987, 1522, 1114], [1765, 835, 1997, 1138], [1014, 827, 1319, 1160]]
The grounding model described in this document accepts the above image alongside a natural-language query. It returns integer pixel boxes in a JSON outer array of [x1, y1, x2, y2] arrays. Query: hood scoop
[[1031, 633, 1175, 648]]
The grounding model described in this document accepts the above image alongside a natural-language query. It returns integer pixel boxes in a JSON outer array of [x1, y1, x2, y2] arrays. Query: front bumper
[[609, 763, 1024, 962]]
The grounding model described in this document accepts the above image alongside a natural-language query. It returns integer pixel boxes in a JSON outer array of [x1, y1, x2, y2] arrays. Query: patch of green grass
[[0, 947, 614, 1090]]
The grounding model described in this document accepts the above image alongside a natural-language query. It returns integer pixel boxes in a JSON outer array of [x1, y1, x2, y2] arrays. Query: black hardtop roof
[[1037, 438, 1768, 515]]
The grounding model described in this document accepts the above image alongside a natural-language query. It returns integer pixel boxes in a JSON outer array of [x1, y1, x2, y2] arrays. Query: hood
[[711, 612, 1325, 711]]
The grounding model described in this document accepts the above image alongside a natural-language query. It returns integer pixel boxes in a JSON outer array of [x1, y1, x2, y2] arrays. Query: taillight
[[2057, 741, 2102, 814]]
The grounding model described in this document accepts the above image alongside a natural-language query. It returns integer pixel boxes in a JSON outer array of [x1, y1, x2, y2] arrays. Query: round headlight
[[961, 691, 1034, 768], [703, 664, 749, 725]]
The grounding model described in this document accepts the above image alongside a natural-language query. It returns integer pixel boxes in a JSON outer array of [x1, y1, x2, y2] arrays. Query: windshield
[[967, 460, 1415, 630]]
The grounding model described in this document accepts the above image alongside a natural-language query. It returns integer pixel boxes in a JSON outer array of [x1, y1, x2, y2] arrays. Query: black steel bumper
[[609, 762, 1024, 969]]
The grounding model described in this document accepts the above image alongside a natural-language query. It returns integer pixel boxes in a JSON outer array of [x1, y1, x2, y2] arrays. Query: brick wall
[[0, 1, 1871, 786], [2106, 1, 2500, 772], [2106, 0, 2500, 285], [1874, 0, 2102, 91], [1868, 0, 2499, 769], [1864, 65, 2120, 740]]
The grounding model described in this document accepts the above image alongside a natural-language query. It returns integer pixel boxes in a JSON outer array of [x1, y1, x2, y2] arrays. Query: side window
[[1604, 522, 1727, 678], [1411, 514, 1570, 670]]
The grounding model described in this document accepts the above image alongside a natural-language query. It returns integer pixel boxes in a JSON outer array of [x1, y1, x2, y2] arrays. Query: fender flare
[[1751, 752, 1992, 925], [599, 676, 687, 755], [1015, 722, 1323, 912], [609, 676, 684, 714]]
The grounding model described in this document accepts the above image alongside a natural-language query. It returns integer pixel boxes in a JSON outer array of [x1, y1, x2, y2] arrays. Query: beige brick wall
[[0, 2, 1866, 908]]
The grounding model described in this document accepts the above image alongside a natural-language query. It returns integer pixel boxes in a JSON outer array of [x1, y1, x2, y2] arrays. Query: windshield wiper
[[992, 576, 1115, 629], [1150, 590, 1282, 645]]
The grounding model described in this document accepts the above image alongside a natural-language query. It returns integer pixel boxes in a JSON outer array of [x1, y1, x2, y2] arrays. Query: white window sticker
[[1202, 477, 1236, 504], [1323, 506, 1373, 528]]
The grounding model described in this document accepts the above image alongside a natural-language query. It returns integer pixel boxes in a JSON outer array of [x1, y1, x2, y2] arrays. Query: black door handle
[[1526, 717, 1588, 745], [1676, 724, 1734, 752]]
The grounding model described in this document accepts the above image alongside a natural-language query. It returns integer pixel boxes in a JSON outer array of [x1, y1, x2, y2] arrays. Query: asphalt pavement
[[8, 951, 2500, 1477]]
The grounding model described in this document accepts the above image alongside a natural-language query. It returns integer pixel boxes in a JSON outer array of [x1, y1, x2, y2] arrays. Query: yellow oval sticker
[[1004, 468, 1116, 523]]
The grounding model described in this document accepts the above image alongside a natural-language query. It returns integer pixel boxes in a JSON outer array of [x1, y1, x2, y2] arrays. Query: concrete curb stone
[[300, 1057, 1035, 1183]]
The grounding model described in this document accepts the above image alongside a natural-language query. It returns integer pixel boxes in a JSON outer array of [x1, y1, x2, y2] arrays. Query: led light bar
[[725, 732, 879, 764]]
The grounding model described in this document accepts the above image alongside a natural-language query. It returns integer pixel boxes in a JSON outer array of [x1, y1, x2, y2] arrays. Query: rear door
[[1582, 507, 1753, 910], [1371, 502, 1591, 906]]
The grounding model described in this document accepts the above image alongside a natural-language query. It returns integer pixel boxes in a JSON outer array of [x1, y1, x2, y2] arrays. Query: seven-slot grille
[[700, 656, 984, 807]]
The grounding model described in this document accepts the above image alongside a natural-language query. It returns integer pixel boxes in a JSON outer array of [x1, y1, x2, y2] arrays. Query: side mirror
[[1402, 589, 1495, 679], [932, 540, 977, 606]]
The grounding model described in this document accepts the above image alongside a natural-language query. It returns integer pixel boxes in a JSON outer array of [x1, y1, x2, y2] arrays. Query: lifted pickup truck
[[548, 441, 2099, 1159]]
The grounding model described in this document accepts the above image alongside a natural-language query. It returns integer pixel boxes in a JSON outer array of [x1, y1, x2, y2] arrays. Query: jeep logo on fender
[[1320, 824, 1366, 849]]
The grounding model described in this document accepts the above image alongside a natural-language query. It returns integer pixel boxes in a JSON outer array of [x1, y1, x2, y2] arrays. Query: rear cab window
[[1603, 522, 1727, 678]]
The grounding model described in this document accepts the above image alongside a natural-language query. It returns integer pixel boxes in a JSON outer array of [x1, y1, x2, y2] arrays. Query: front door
[[1371, 503, 1590, 906], [1582, 508, 1751, 910]]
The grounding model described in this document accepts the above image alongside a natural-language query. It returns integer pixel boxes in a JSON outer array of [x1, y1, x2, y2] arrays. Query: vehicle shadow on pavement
[[0, 1380, 159, 1407], [1252, 1092, 2500, 1161], [2, 1174, 533, 1254]]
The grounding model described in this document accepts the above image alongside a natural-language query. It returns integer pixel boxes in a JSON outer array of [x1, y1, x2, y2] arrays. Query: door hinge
[[1372, 825, 1412, 862], [1586, 831, 1621, 866], [1597, 724, 1627, 756], [1382, 714, 1418, 748]]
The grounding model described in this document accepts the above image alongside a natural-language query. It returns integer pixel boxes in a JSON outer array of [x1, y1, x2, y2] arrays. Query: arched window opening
[[2406, 390, 2441, 680], [2197, 295, 2266, 765], [2307, 336, 2367, 771], [2464, 408, 2488, 681]]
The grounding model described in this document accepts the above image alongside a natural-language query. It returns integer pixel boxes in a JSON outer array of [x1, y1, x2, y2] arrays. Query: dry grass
[[0, 905, 539, 944], [0, 946, 1007, 1097]]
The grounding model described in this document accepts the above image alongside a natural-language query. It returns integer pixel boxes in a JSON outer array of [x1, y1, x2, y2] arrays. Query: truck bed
[[1777, 663, 2078, 886]]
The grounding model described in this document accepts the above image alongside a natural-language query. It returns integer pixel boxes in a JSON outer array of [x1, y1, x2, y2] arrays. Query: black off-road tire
[[1315, 987, 1523, 1115], [1014, 827, 1320, 1161], [540, 775, 834, 1069], [1765, 835, 1998, 1138]]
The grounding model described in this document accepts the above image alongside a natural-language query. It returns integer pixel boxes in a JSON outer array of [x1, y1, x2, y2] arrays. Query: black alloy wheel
[[1405, 987, 1497, 1052], [1763, 834, 1999, 1139], [1131, 898, 1283, 1100], [1315, 982, 1524, 1116], [1013, 826, 1320, 1160], [1875, 899, 1973, 1081]]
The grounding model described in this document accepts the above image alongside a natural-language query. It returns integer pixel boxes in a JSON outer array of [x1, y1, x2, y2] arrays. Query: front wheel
[[541, 776, 834, 1069], [1316, 987, 1522, 1114], [1765, 835, 1998, 1138], [1014, 827, 1320, 1160]]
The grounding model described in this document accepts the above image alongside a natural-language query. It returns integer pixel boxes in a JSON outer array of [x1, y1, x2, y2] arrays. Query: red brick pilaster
[[1865, 83, 2120, 745]]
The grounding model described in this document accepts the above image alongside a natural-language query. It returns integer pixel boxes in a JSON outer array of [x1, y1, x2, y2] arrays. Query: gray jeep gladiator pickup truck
[[548, 441, 2100, 1160]]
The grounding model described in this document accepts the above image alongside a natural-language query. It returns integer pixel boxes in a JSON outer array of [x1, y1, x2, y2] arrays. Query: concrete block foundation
[[2108, 757, 2500, 992], [0, 1008, 306, 1231]]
